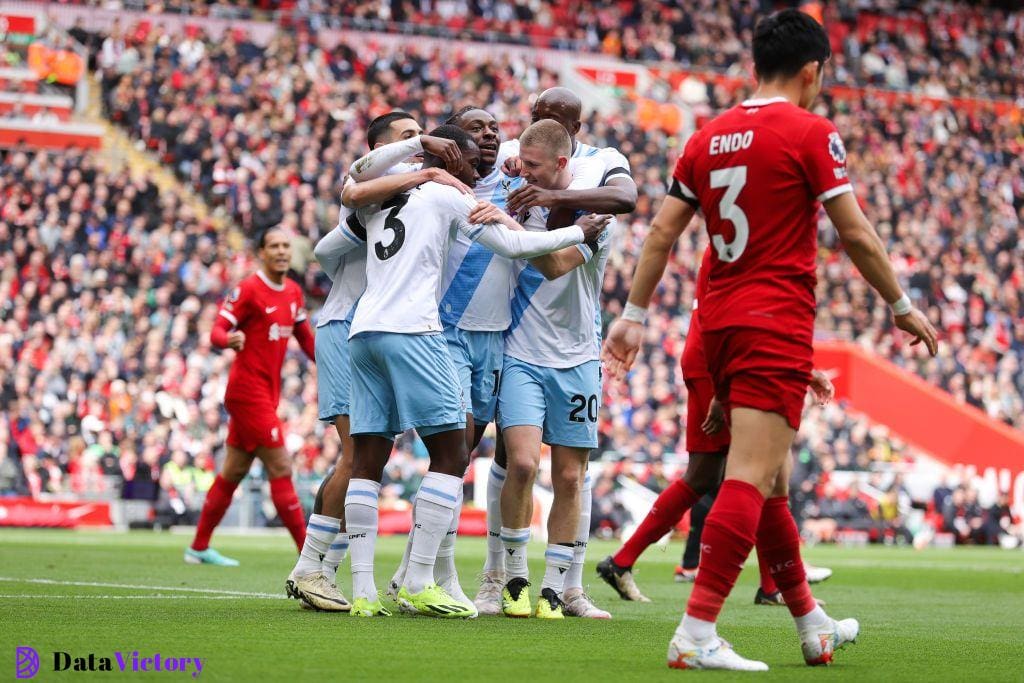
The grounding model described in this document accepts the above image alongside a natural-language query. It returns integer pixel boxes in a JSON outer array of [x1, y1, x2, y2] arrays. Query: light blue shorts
[[316, 320, 352, 422], [497, 356, 601, 448], [443, 325, 504, 424], [349, 331, 466, 440]]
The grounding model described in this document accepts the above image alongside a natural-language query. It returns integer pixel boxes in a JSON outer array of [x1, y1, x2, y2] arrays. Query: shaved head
[[531, 87, 582, 145]]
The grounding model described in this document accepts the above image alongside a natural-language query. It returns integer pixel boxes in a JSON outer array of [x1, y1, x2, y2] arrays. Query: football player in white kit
[[477, 89, 638, 619], [334, 125, 609, 618], [285, 112, 470, 612]]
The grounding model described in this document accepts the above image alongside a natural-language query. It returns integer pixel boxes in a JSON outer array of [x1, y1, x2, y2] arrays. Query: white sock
[[794, 604, 830, 634], [322, 537, 348, 584], [563, 473, 592, 593], [501, 526, 531, 580], [680, 613, 717, 643], [541, 543, 574, 593], [434, 490, 463, 587], [345, 479, 381, 601], [482, 462, 506, 575], [293, 514, 341, 577], [404, 472, 462, 594], [391, 501, 415, 589]]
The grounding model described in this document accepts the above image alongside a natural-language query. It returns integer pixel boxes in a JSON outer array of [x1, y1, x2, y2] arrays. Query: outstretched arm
[[348, 136, 424, 182], [342, 169, 471, 209]]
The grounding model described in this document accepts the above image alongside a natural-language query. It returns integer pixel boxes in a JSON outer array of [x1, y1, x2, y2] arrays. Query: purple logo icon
[[15, 647, 40, 679]]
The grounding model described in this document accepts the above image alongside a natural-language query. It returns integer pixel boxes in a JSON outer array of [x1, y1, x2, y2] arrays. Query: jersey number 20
[[374, 194, 409, 261], [710, 165, 748, 263]]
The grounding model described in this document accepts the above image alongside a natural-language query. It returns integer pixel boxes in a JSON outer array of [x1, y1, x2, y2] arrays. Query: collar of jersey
[[741, 96, 789, 107], [256, 269, 286, 291]]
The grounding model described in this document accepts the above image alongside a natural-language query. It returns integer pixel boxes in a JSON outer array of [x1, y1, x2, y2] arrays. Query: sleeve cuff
[[817, 183, 853, 202]]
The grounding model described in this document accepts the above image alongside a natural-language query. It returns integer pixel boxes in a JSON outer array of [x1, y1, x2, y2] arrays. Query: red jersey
[[216, 270, 309, 406], [671, 97, 852, 341], [681, 249, 712, 380]]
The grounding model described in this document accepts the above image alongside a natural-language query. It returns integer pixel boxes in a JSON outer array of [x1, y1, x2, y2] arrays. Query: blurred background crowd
[[1, 0, 1021, 546]]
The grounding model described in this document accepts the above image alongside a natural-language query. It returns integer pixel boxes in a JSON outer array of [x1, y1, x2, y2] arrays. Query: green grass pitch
[[2, 529, 1022, 681]]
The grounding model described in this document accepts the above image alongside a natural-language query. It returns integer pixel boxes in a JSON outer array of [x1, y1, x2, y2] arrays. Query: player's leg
[[547, 361, 607, 618], [755, 457, 858, 664], [534, 444, 587, 619], [599, 374, 727, 600], [287, 413, 354, 612], [186, 443, 252, 566], [344, 331, 400, 617], [470, 331, 506, 607], [494, 357, 545, 617], [256, 444, 306, 551], [388, 331, 474, 618], [678, 491, 714, 581]]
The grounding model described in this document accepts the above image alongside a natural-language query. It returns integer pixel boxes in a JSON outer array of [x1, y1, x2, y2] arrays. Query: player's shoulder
[[417, 181, 476, 212]]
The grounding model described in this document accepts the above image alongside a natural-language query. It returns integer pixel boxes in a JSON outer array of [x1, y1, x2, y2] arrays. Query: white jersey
[[504, 214, 616, 369], [315, 164, 419, 326], [439, 140, 520, 331], [348, 182, 587, 337]]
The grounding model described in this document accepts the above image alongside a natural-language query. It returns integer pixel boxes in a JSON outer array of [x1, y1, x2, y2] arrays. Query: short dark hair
[[422, 124, 476, 167], [366, 111, 415, 149], [752, 9, 831, 81], [255, 225, 286, 250], [445, 105, 479, 126]]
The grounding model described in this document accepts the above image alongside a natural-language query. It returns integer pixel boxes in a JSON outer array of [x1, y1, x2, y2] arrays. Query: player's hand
[[468, 200, 511, 226], [506, 184, 560, 214], [576, 213, 612, 242], [808, 369, 835, 406], [502, 155, 522, 177], [424, 167, 472, 195], [701, 397, 726, 435], [894, 307, 939, 356], [227, 331, 246, 351], [420, 135, 462, 175], [601, 317, 643, 379]]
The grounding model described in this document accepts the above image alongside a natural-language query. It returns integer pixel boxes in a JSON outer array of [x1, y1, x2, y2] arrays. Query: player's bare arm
[[602, 195, 696, 378], [824, 192, 939, 355], [342, 169, 471, 209], [507, 176, 637, 215]]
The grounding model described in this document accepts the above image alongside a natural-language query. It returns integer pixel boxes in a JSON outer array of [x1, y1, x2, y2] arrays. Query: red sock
[[191, 475, 238, 551], [614, 479, 700, 568], [756, 545, 779, 594], [270, 475, 307, 551], [686, 480, 764, 622], [756, 496, 816, 618]]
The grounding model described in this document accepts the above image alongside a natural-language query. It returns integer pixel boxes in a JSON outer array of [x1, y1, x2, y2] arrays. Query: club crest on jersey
[[828, 132, 847, 164], [227, 287, 240, 303], [268, 323, 293, 341]]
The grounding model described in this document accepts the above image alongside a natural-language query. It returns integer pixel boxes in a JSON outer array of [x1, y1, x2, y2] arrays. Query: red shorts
[[684, 374, 731, 454], [225, 398, 284, 452], [701, 327, 812, 431]]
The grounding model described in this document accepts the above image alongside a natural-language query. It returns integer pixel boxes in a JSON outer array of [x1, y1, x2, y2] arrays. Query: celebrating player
[[476, 87, 638, 618], [490, 120, 615, 619], [334, 125, 607, 618], [185, 227, 315, 566], [602, 9, 937, 670], [285, 112, 469, 611]]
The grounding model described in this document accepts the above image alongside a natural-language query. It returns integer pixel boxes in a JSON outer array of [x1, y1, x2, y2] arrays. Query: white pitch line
[[0, 576, 287, 599], [0, 594, 281, 600]]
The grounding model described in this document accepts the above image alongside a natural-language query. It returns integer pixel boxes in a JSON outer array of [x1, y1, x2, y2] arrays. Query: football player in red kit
[[185, 226, 316, 566], [604, 9, 937, 671]]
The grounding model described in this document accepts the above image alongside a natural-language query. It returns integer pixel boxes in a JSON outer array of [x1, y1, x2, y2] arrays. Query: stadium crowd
[[79, 0, 1024, 101], [1, 11, 1021, 546]]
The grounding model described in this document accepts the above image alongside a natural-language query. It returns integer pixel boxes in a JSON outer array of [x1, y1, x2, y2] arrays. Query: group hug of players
[[182, 10, 938, 672]]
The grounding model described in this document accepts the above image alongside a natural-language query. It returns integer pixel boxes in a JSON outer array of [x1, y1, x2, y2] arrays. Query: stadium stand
[[1, 4, 1020, 547]]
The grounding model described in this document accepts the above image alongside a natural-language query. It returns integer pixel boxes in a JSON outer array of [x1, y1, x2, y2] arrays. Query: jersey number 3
[[709, 165, 748, 263], [374, 194, 409, 261]]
